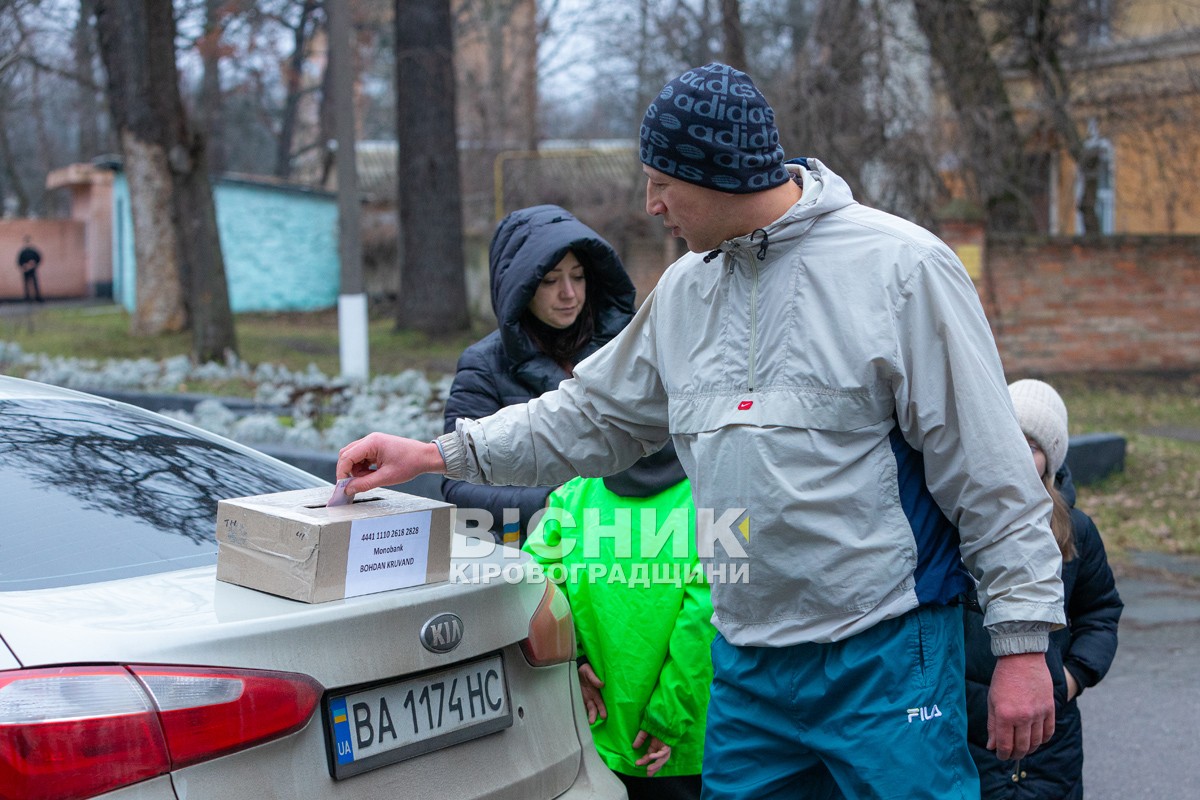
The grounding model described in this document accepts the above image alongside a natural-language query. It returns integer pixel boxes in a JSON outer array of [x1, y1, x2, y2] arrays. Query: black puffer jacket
[[441, 205, 636, 542], [964, 467, 1123, 799]]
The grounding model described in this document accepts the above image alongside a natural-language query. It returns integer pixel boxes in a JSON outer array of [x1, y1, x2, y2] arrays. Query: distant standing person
[[16, 236, 43, 303], [964, 379, 1123, 798]]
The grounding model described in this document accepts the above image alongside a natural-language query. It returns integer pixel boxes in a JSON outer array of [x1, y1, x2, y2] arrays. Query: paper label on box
[[344, 509, 432, 597]]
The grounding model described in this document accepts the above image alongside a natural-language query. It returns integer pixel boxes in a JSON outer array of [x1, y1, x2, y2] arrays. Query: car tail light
[[0, 667, 167, 800], [130, 665, 323, 768], [0, 664, 323, 800], [520, 581, 575, 666]]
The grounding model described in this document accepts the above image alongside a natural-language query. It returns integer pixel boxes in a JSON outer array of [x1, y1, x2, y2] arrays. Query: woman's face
[[528, 253, 586, 329], [1027, 437, 1049, 479]]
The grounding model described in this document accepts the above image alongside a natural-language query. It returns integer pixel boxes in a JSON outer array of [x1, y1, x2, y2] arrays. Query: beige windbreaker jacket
[[439, 159, 1066, 652]]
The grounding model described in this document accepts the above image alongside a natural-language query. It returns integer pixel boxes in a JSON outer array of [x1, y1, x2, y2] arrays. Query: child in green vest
[[525, 443, 715, 800]]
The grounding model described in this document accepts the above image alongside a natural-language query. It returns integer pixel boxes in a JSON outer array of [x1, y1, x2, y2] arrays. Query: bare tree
[[720, 0, 747, 70], [394, 0, 469, 332], [988, 0, 1116, 234], [172, 0, 334, 179], [455, 0, 538, 151], [0, 28, 33, 215], [782, 0, 882, 199], [912, 0, 1033, 230], [196, 0, 232, 174], [766, 0, 948, 224], [94, 0, 237, 361], [1106, 74, 1200, 234], [556, 0, 727, 140], [73, 0, 107, 160], [0, 0, 79, 216], [267, 0, 322, 178]]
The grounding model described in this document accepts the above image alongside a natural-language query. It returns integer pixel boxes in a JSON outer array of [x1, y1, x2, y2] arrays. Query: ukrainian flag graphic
[[330, 698, 355, 764]]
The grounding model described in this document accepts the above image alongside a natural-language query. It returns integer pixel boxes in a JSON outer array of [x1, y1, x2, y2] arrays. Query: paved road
[[1080, 555, 1200, 798]]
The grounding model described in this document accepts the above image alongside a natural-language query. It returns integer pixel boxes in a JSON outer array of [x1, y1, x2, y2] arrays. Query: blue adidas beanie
[[639, 62, 789, 194]]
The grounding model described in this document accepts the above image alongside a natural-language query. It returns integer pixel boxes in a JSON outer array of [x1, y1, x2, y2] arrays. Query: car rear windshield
[[0, 398, 324, 591]]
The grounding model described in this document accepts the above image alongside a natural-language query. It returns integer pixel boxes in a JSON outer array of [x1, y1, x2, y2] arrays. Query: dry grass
[[1047, 374, 1200, 562]]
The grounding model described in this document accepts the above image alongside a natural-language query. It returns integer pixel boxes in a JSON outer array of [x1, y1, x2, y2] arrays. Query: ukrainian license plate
[[325, 653, 512, 779]]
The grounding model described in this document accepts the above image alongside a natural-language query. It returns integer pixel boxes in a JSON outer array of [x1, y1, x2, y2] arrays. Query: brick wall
[[980, 234, 1200, 373]]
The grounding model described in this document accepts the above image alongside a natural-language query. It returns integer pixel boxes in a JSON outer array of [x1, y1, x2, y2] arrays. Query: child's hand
[[633, 730, 672, 776], [578, 662, 607, 724]]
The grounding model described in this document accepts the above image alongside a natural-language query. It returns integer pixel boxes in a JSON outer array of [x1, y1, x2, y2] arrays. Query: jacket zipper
[[748, 256, 760, 391]]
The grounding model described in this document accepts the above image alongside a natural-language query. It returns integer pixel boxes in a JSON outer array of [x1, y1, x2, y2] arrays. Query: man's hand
[[987, 652, 1055, 760], [578, 663, 607, 724], [632, 730, 671, 777], [335, 433, 446, 496]]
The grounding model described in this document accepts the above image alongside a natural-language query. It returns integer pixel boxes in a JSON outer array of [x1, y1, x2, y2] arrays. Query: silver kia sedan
[[0, 376, 625, 800]]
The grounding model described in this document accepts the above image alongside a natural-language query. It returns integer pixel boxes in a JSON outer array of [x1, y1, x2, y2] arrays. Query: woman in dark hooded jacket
[[441, 205, 636, 545], [964, 379, 1123, 799]]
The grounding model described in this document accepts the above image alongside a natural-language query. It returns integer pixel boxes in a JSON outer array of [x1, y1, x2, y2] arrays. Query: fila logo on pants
[[906, 705, 942, 723]]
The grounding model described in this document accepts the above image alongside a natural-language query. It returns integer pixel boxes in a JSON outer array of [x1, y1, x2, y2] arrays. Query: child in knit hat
[[964, 379, 1124, 798], [1009, 378, 1076, 559]]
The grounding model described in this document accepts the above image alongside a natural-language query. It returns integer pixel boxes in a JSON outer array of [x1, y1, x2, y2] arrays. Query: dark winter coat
[[441, 205, 636, 542], [964, 467, 1123, 799]]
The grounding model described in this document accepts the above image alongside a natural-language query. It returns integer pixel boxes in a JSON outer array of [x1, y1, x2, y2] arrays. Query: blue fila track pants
[[702, 605, 979, 799]]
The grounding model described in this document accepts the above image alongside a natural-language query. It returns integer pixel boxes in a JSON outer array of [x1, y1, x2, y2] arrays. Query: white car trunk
[[0, 544, 585, 800]]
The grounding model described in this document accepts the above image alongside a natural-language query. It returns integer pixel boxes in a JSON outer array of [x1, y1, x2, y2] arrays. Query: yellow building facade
[[996, 0, 1200, 234]]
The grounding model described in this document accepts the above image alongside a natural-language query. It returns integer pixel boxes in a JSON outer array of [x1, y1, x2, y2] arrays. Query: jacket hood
[[488, 205, 636, 384], [602, 441, 688, 498], [710, 157, 858, 265]]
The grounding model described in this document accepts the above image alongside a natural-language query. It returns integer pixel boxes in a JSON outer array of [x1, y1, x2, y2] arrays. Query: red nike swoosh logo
[[738, 400, 753, 410]]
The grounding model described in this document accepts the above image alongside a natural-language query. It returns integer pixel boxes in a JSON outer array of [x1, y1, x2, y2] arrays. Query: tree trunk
[[13, 10, 55, 215], [0, 110, 31, 217], [120, 133, 188, 333], [274, 0, 317, 179], [177, 136, 237, 361], [782, 0, 877, 202], [74, 0, 103, 160], [912, 0, 1033, 231], [199, 0, 228, 175], [317, 34, 336, 186], [720, 0, 747, 71], [393, 0, 469, 333], [94, 0, 237, 360], [1020, 2, 1102, 234]]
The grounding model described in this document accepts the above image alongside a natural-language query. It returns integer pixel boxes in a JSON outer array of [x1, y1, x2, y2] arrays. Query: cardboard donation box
[[216, 486, 454, 603]]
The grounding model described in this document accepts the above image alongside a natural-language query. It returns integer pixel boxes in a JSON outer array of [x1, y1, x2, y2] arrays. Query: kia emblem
[[420, 613, 464, 653], [737, 400, 753, 410]]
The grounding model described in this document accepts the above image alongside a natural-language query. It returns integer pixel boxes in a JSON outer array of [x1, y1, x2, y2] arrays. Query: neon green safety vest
[[525, 476, 715, 777]]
